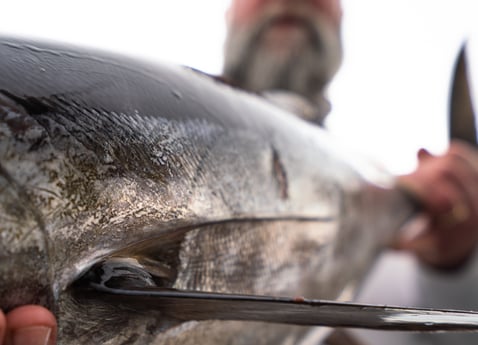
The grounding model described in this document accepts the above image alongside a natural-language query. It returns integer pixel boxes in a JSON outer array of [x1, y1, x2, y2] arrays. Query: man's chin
[[259, 14, 318, 49], [259, 26, 311, 54]]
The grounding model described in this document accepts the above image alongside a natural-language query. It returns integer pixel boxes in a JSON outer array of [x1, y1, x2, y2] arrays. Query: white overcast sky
[[1, 0, 477, 174]]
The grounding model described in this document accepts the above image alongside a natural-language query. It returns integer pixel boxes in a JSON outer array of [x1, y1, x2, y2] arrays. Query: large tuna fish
[[0, 36, 443, 344]]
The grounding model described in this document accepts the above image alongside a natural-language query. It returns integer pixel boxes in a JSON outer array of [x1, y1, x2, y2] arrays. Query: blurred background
[[2, 0, 477, 173]]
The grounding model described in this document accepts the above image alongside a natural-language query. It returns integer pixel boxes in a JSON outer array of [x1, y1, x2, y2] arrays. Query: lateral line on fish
[[110, 215, 337, 256]]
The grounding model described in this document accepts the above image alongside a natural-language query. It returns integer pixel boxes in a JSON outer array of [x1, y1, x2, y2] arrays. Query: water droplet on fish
[[40, 67, 46, 72]]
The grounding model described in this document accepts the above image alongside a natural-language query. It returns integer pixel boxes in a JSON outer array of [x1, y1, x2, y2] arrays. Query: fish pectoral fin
[[79, 283, 478, 332]]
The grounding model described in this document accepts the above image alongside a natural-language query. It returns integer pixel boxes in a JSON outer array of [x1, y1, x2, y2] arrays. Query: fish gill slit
[[271, 148, 289, 200]]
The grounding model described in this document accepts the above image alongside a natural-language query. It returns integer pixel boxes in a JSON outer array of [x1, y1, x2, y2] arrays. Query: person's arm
[[0, 306, 56, 345], [396, 140, 478, 270]]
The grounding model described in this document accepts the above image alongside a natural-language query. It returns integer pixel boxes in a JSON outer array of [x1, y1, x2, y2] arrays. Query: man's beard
[[223, 12, 342, 104]]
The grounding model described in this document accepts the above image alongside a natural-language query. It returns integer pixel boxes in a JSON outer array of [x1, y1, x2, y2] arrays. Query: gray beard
[[223, 15, 342, 105], [239, 41, 327, 101]]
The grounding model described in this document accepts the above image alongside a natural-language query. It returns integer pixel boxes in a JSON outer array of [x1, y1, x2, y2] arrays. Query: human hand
[[396, 141, 478, 270], [0, 305, 56, 345]]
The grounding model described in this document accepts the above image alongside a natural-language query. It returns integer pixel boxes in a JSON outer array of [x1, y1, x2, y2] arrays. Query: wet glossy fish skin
[[0, 36, 413, 344]]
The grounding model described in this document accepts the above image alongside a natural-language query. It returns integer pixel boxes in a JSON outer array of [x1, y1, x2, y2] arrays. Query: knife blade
[[449, 43, 477, 145]]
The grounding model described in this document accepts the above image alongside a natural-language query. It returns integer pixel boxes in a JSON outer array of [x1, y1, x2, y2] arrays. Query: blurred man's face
[[223, 0, 343, 102]]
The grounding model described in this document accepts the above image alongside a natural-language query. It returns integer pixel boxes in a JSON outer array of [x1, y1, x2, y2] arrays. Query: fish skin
[[0, 36, 413, 344]]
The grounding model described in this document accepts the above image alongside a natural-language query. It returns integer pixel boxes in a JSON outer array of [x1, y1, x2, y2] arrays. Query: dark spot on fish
[[272, 148, 289, 200]]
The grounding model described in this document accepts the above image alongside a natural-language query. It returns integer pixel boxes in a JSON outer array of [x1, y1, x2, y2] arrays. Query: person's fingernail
[[12, 326, 52, 345], [417, 148, 432, 160]]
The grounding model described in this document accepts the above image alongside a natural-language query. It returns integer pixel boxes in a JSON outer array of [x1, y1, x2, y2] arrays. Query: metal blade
[[449, 43, 477, 145], [88, 284, 478, 331]]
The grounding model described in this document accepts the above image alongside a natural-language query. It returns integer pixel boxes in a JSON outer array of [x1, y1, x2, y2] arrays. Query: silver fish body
[[0, 36, 413, 344]]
